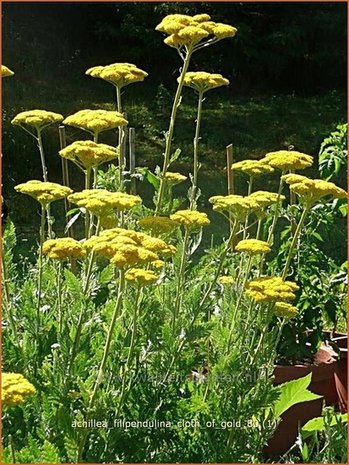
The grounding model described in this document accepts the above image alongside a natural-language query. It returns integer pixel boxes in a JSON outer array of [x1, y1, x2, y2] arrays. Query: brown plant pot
[[331, 333, 347, 412]]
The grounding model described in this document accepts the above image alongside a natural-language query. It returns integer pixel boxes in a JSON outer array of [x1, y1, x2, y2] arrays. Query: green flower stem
[[35, 204, 46, 367], [155, 48, 193, 214], [172, 227, 190, 335], [37, 129, 53, 238], [243, 176, 254, 239], [282, 203, 311, 279], [77, 270, 126, 462], [267, 176, 284, 245], [115, 284, 142, 417], [116, 85, 126, 192], [256, 218, 263, 240], [57, 261, 63, 335], [1, 256, 18, 342], [190, 90, 204, 209], [92, 166, 98, 189], [84, 167, 92, 238]]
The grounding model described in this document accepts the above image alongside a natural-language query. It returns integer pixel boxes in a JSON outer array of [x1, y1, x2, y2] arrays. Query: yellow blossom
[[181, 71, 229, 93], [261, 150, 313, 171], [248, 191, 285, 208], [15, 180, 72, 206], [42, 238, 86, 260], [11, 110, 63, 131], [68, 189, 141, 216], [273, 302, 299, 319], [213, 23, 237, 39], [86, 62, 148, 88], [218, 276, 234, 285], [59, 140, 118, 169], [232, 160, 274, 177], [2, 65, 14, 77], [164, 172, 187, 184], [235, 239, 271, 255], [139, 216, 177, 235], [246, 277, 299, 303], [1, 373, 36, 406], [63, 109, 127, 137], [125, 268, 159, 286], [282, 175, 347, 204], [170, 210, 210, 228], [209, 194, 260, 222]]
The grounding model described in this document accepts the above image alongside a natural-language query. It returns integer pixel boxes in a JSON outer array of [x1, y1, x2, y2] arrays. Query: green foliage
[[319, 123, 347, 181]]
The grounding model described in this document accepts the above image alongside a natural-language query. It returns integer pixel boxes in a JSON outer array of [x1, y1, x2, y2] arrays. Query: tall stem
[[155, 48, 193, 214], [35, 204, 46, 368], [37, 130, 53, 238], [116, 85, 125, 192], [84, 168, 92, 238], [57, 261, 63, 335], [190, 91, 204, 209], [172, 227, 190, 335], [267, 176, 284, 245], [243, 176, 253, 239], [1, 256, 18, 341]]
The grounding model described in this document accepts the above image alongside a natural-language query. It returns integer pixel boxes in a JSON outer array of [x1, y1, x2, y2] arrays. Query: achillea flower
[[209, 194, 260, 222], [248, 191, 285, 208], [11, 110, 63, 131], [59, 140, 118, 169], [213, 23, 238, 39], [232, 160, 274, 177], [42, 238, 86, 260], [63, 109, 127, 138], [1, 373, 36, 406], [68, 189, 141, 216], [273, 302, 299, 319], [235, 239, 271, 255], [125, 268, 159, 286], [282, 175, 347, 204], [15, 180, 72, 206], [2, 65, 14, 77], [164, 172, 187, 184], [181, 71, 229, 93], [86, 63, 148, 88], [170, 209, 210, 228], [261, 150, 313, 171], [139, 216, 177, 235], [246, 277, 299, 303], [218, 275, 234, 285], [100, 215, 118, 229]]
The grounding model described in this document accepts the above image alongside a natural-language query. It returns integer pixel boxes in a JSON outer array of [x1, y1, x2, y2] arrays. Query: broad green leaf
[[301, 413, 347, 439], [273, 373, 322, 419], [136, 167, 160, 190]]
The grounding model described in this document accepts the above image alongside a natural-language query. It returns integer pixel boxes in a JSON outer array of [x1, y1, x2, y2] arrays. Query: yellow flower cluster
[[246, 277, 299, 303], [164, 172, 187, 184], [282, 174, 347, 204], [181, 72, 229, 93], [15, 180, 73, 206], [12, 110, 63, 130], [138, 216, 177, 235], [170, 210, 210, 228], [2, 65, 14, 77], [68, 189, 142, 216], [63, 109, 127, 137], [248, 191, 285, 208], [59, 140, 118, 169], [209, 194, 260, 221], [1, 373, 36, 407], [235, 239, 271, 255], [125, 268, 159, 286], [84, 228, 175, 268], [232, 160, 274, 177], [156, 13, 237, 48], [262, 150, 313, 171], [86, 63, 148, 88], [273, 302, 299, 319], [218, 275, 234, 285], [43, 238, 86, 260]]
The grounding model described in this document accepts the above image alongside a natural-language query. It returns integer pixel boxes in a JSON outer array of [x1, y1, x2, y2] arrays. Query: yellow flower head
[[218, 275, 234, 285], [2, 65, 14, 78], [248, 191, 285, 208], [86, 62, 148, 88], [1, 373, 36, 407], [273, 302, 299, 319], [232, 160, 274, 177], [282, 176, 347, 205], [139, 216, 177, 235], [181, 71, 229, 93], [170, 209, 210, 228], [212, 23, 238, 39], [246, 277, 299, 303], [11, 110, 63, 131], [59, 140, 118, 169], [262, 150, 313, 171], [235, 239, 271, 255], [125, 268, 159, 286], [15, 180, 72, 206], [164, 172, 187, 185], [42, 238, 86, 260], [209, 194, 260, 222], [63, 109, 127, 137], [69, 189, 141, 216]]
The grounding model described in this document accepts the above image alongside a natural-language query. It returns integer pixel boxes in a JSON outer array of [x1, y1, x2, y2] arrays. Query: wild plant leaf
[[41, 440, 61, 463], [136, 167, 160, 190], [65, 211, 82, 233], [64, 268, 83, 298], [301, 413, 347, 439], [170, 148, 181, 164]]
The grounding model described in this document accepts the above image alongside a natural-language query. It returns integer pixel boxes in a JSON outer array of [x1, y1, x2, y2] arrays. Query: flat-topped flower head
[[282, 176, 347, 205], [209, 194, 260, 222], [181, 71, 229, 93], [236, 239, 271, 255], [164, 172, 187, 185], [12, 110, 63, 131], [63, 109, 127, 137], [59, 140, 118, 169], [2, 65, 14, 78], [273, 302, 299, 319], [139, 216, 177, 235], [43, 238, 86, 260], [232, 160, 274, 177], [86, 63, 148, 89], [218, 275, 234, 285], [246, 276, 299, 303], [170, 209, 210, 228], [15, 180, 72, 206], [68, 189, 141, 216], [1, 373, 36, 407], [261, 150, 313, 172], [125, 268, 159, 286], [248, 191, 286, 208]]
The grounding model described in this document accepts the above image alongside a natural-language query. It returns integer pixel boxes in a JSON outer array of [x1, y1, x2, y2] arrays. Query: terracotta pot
[[331, 333, 347, 412]]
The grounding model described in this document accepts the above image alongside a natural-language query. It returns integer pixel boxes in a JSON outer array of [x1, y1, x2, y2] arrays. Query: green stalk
[[267, 176, 284, 245], [37, 129, 53, 238], [57, 261, 63, 335], [35, 204, 46, 365], [115, 85, 125, 192], [242, 176, 254, 239], [172, 227, 190, 335], [1, 256, 18, 341], [190, 90, 204, 209], [155, 47, 193, 214], [84, 167, 92, 238], [77, 270, 126, 462]]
